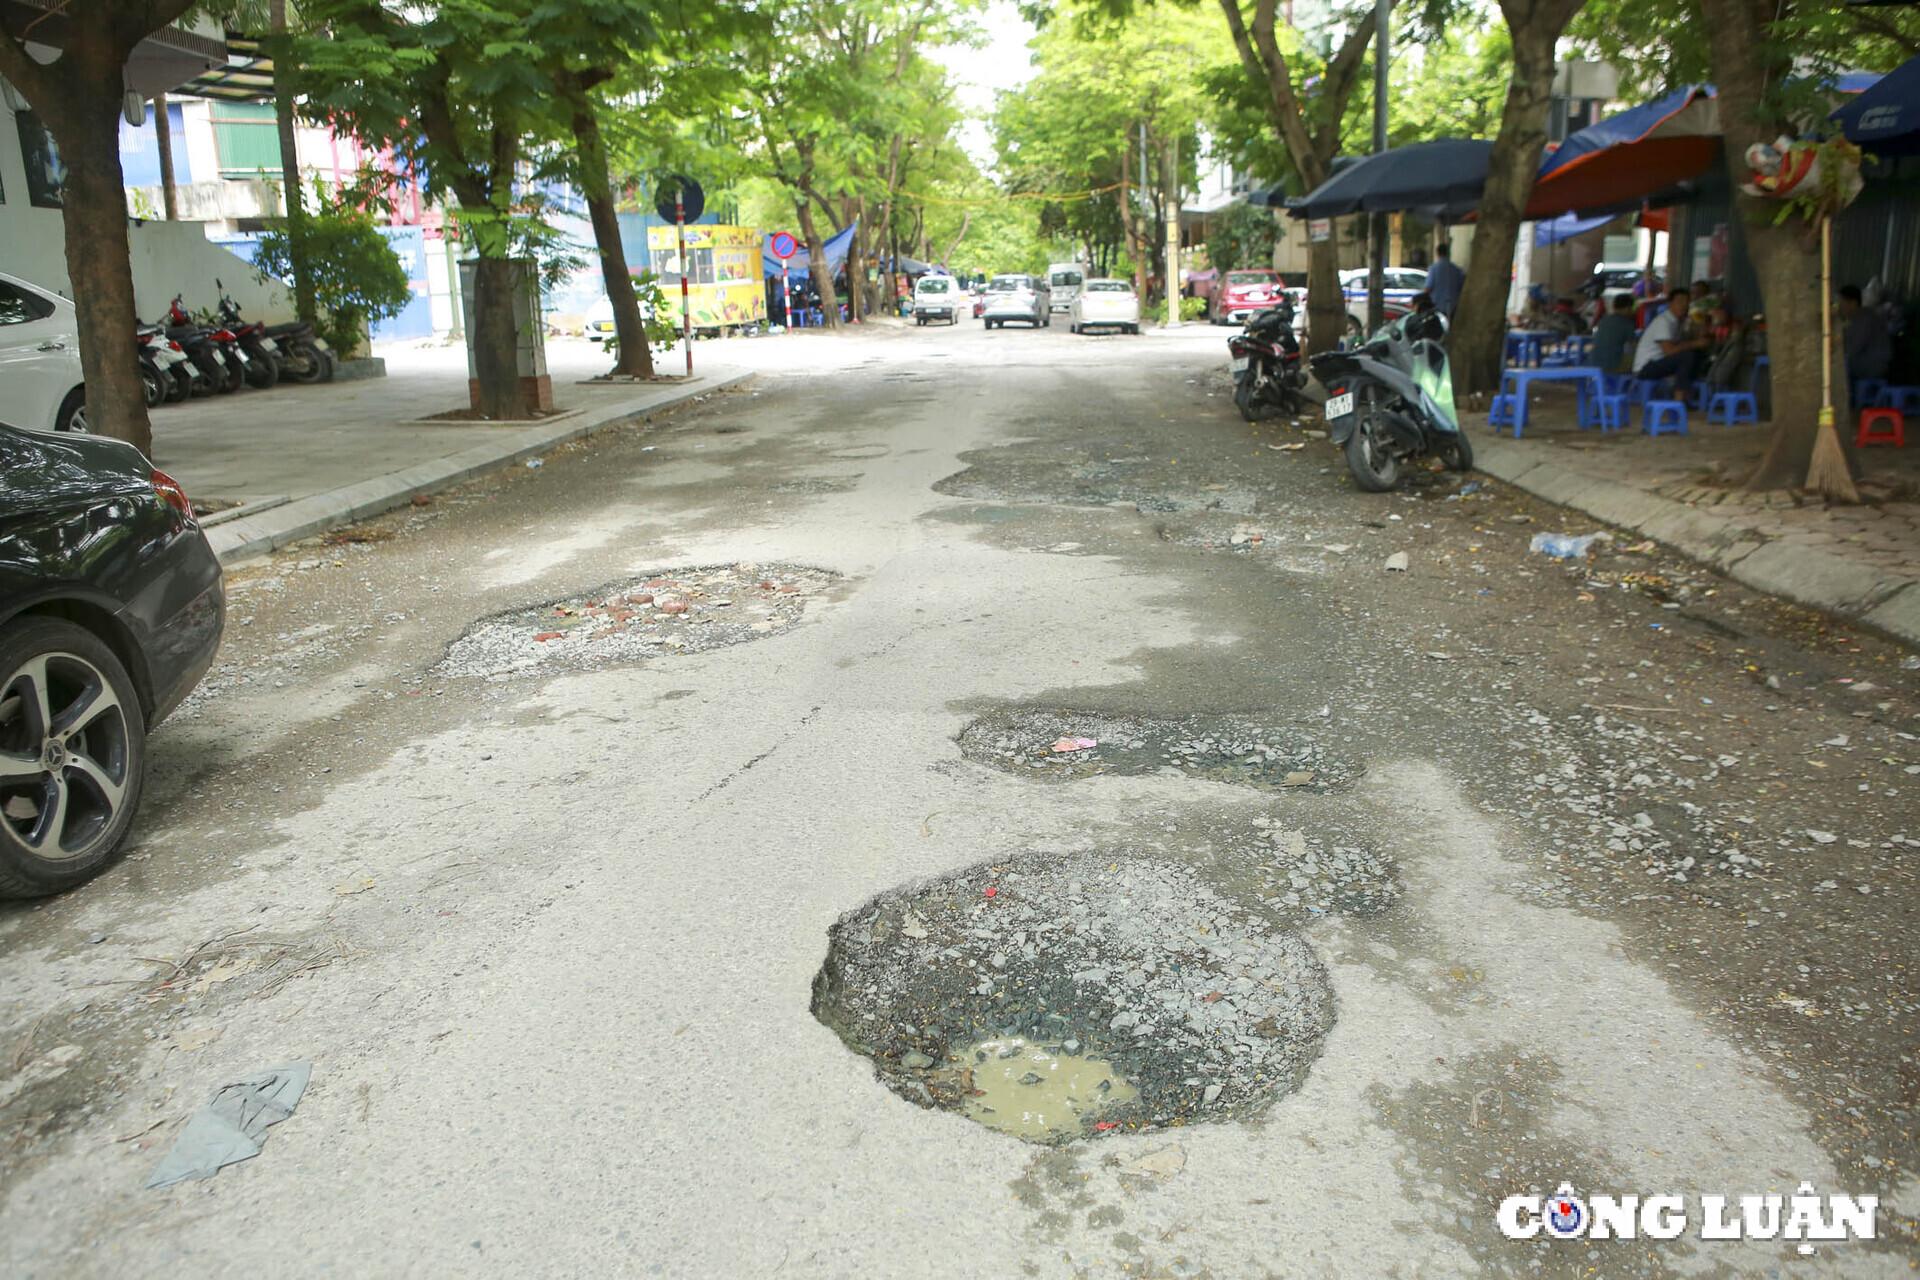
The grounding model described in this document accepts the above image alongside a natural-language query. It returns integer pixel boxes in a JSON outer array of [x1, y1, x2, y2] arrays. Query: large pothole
[[812, 852, 1334, 1144], [957, 709, 1361, 794], [437, 563, 837, 678]]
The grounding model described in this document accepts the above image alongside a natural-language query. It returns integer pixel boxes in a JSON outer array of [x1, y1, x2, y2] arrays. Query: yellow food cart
[[646, 224, 768, 332]]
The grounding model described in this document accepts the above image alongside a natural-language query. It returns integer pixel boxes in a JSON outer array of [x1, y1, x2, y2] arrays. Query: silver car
[[982, 274, 1050, 329]]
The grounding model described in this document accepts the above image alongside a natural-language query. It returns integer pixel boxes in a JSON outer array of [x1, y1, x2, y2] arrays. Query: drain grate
[[813, 852, 1334, 1144]]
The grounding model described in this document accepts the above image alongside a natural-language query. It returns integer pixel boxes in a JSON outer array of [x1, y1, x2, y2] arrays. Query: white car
[[1068, 279, 1140, 334], [583, 291, 663, 342], [911, 275, 962, 325], [0, 270, 86, 434]]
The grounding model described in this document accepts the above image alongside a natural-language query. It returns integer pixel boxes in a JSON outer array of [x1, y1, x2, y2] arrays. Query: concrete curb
[[205, 371, 751, 564], [1475, 435, 1920, 649]]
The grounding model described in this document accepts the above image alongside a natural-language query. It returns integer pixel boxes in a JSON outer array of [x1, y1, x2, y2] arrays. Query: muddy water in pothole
[[956, 1038, 1139, 1140], [812, 851, 1335, 1145]]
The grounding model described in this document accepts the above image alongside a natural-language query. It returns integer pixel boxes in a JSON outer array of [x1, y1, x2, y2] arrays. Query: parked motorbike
[[1310, 310, 1472, 493], [1228, 299, 1308, 421], [212, 284, 281, 389], [213, 279, 333, 384], [136, 325, 195, 406], [165, 296, 246, 394], [1523, 283, 1590, 335]]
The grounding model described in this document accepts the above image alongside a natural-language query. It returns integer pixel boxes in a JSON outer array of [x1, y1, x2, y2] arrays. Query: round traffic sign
[[769, 232, 798, 260], [652, 173, 705, 224]]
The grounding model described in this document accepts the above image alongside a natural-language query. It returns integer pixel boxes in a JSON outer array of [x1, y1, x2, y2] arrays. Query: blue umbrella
[[1833, 53, 1920, 156]]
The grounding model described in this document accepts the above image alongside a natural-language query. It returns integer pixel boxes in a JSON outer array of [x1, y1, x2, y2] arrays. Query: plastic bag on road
[[1530, 531, 1611, 560], [144, 1061, 311, 1188]]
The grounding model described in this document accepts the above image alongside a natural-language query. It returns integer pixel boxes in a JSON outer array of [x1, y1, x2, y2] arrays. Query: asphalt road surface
[[3, 318, 1917, 1278]]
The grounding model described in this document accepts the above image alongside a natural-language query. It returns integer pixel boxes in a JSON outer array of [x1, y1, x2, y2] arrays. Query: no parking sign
[[770, 232, 798, 260]]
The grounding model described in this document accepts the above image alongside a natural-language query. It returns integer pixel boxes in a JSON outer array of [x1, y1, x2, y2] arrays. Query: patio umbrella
[[1287, 140, 1493, 219], [1526, 86, 1721, 219], [1832, 52, 1920, 156]]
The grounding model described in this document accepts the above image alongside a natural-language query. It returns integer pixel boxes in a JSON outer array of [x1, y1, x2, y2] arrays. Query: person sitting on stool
[[1840, 284, 1892, 400], [1632, 285, 1713, 388], [1591, 292, 1638, 375]]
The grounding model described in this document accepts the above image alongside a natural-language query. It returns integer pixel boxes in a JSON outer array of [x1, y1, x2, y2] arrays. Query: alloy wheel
[[0, 652, 133, 862]]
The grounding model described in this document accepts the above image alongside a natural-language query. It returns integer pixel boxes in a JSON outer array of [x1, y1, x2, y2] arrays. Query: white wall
[[0, 102, 292, 325]]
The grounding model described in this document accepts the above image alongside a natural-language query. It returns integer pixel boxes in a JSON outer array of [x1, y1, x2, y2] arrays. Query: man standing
[[1425, 241, 1465, 318], [1840, 284, 1892, 389], [1633, 286, 1714, 387]]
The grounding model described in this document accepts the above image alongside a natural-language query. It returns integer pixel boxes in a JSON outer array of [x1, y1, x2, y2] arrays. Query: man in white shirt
[[1632, 285, 1713, 387]]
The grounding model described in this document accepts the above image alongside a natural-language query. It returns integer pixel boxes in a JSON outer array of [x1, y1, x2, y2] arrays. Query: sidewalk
[[151, 338, 750, 562], [1471, 390, 1920, 647]]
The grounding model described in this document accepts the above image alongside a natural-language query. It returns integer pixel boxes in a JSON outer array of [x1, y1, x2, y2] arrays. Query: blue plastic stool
[[1488, 394, 1522, 435], [1602, 373, 1633, 396], [1596, 393, 1630, 432], [1644, 400, 1689, 436], [1855, 377, 1888, 408], [1750, 356, 1769, 395], [1707, 391, 1758, 424], [1627, 378, 1668, 406], [1689, 380, 1714, 410], [1878, 385, 1920, 413]]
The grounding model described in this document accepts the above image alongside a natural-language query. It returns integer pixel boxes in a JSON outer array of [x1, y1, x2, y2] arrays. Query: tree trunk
[[153, 92, 178, 220], [846, 219, 866, 324], [42, 55, 152, 452], [1694, 0, 1832, 490], [1450, 13, 1563, 397], [1743, 225, 1828, 487], [568, 100, 653, 377], [470, 255, 526, 419], [270, 0, 315, 326], [1305, 239, 1344, 351], [796, 201, 841, 330]]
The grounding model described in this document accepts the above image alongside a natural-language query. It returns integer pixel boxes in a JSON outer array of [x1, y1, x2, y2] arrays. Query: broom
[[1806, 214, 1860, 503]]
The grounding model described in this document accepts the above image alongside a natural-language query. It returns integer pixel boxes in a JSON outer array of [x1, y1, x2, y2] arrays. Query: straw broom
[[1806, 214, 1860, 503]]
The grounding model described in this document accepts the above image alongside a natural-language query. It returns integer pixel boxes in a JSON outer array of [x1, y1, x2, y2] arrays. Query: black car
[[0, 424, 225, 896]]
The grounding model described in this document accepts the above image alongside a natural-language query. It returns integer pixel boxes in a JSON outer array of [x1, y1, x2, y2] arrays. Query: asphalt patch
[[957, 709, 1362, 794], [436, 563, 838, 679]]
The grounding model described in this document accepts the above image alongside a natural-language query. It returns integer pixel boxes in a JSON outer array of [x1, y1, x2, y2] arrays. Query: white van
[[1046, 261, 1089, 313], [911, 274, 961, 325]]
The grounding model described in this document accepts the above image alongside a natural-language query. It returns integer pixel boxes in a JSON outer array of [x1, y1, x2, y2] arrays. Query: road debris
[[1529, 531, 1612, 559], [144, 1062, 311, 1189]]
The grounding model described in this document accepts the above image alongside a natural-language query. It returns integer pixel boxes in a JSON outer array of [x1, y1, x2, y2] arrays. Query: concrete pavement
[[147, 337, 752, 562]]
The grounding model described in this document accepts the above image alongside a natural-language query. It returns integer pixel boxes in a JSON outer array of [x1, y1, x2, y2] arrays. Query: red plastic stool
[[1857, 407, 1905, 448]]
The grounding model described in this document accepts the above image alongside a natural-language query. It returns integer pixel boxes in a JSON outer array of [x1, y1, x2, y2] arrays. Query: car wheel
[[0, 617, 147, 898], [54, 388, 87, 434]]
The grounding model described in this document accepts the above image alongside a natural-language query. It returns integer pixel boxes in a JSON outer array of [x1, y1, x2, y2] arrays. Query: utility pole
[[1165, 131, 1180, 328], [152, 91, 177, 219], [1367, 0, 1391, 334], [1128, 122, 1144, 312]]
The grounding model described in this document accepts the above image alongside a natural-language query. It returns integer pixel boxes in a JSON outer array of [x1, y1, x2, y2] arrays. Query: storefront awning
[[1833, 53, 1920, 156]]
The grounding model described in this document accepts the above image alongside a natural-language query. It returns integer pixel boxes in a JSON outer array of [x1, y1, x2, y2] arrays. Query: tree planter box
[[333, 356, 386, 382]]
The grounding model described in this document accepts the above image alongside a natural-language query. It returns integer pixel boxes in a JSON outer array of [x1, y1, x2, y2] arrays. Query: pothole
[[436, 563, 838, 679], [957, 709, 1361, 793], [812, 851, 1334, 1144], [772, 476, 860, 494]]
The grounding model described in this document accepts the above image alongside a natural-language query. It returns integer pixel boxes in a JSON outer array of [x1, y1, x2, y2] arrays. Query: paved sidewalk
[[151, 338, 750, 562], [1471, 389, 1920, 647]]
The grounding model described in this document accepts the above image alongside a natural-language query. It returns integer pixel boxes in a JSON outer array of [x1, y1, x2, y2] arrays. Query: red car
[[1210, 269, 1288, 326]]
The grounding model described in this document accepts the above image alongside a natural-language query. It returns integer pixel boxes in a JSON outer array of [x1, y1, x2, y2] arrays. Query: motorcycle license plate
[[1325, 391, 1355, 419], [1230, 356, 1249, 373]]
